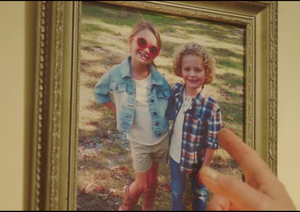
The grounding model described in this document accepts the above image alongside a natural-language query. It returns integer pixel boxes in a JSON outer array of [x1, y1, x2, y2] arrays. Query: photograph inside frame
[[77, 1, 245, 211]]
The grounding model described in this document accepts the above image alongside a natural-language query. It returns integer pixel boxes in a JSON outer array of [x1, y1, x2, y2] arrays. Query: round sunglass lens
[[150, 46, 159, 55], [138, 38, 147, 48]]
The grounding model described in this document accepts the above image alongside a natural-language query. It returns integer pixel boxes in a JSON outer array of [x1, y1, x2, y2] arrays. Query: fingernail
[[201, 166, 218, 180]]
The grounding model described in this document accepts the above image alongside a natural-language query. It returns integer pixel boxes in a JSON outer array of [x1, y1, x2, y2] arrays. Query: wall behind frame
[[0, 1, 25, 210], [0, 1, 299, 210], [278, 1, 300, 210]]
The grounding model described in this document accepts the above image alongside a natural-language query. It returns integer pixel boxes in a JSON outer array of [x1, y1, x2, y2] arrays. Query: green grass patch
[[81, 23, 102, 34], [81, 38, 101, 48], [217, 59, 244, 71], [78, 156, 109, 170], [156, 64, 173, 74], [222, 73, 244, 88], [101, 142, 123, 157], [160, 41, 178, 58]]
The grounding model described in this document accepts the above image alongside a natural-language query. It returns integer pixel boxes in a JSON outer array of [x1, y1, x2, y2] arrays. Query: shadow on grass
[[217, 99, 245, 139], [156, 64, 173, 74], [213, 72, 244, 95], [82, 3, 191, 36], [209, 47, 245, 71], [77, 189, 131, 211], [159, 40, 181, 58], [78, 157, 108, 170], [81, 4, 246, 77], [82, 3, 245, 47], [77, 191, 145, 211]]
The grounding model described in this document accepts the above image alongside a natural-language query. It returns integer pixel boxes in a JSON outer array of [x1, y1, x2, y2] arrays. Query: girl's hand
[[200, 129, 296, 211]]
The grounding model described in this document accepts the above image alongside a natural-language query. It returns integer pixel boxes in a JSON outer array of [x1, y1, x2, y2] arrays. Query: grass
[[78, 3, 245, 211], [81, 23, 103, 34]]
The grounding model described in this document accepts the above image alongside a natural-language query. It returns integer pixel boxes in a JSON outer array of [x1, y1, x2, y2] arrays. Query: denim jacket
[[94, 56, 174, 138]]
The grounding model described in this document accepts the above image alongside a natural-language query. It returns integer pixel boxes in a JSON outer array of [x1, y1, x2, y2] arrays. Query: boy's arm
[[202, 148, 215, 167], [197, 106, 222, 184], [197, 148, 215, 184], [205, 106, 222, 149]]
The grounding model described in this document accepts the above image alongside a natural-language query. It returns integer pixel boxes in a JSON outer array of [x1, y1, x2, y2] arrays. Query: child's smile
[[138, 50, 150, 61], [187, 79, 198, 84]]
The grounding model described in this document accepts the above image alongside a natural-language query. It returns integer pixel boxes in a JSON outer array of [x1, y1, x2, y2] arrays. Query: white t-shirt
[[126, 73, 167, 145], [169, 91, 192, 163]]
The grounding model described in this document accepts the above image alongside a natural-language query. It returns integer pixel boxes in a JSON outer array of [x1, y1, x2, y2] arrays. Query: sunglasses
[[133, 37, 160, 58]]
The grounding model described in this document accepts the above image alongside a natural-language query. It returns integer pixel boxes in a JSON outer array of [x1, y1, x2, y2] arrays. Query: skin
[[200, 129, 297, 211], [180, 54, 215, 184], [104, 29, 158, 112], [104, 29, 161, 198], [181, 54, 206, 97], [128, 29, 158, 80], [196, 148, 214, 184]]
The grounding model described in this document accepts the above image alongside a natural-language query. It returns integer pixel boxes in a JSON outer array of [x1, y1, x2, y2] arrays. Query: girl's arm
[[103, 101, 116, 114], [94, 70, 112, 104]]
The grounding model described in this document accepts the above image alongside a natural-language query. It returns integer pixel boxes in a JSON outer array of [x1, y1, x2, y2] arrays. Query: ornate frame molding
[[27, 1, 277, 210]]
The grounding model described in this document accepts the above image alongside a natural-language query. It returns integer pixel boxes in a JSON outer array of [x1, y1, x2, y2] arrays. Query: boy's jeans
[[170, 157, 207, 211]]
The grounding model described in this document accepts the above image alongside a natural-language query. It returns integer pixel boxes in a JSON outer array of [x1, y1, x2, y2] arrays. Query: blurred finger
[[200, 166, 272, 210], [217, 129, 277, 186], [198, 179, 202, 184], [196, 173, 201, 184], [207, 194, 230, 211]]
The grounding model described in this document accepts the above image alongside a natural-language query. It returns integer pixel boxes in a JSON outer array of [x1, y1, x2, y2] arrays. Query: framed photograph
[[26, 1, 277, 210]]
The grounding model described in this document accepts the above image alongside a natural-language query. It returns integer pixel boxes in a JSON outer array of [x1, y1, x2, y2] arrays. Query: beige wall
[[0, 1, 299, 210], [0, 1, 25, 210], [278, 1, 300, 209]]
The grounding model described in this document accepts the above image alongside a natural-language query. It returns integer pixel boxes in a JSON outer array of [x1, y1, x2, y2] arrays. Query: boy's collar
[[176, 83, 204, 106]]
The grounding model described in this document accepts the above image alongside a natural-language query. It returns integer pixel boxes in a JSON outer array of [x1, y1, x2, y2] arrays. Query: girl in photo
[[94, 19, 174, 211]]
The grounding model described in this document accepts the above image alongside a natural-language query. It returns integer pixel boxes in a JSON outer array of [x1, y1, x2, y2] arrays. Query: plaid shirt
[[170, 83, 222, 173]]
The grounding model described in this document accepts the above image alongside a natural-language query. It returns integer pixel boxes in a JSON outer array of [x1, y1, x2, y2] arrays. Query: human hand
[[200, 129, 296, 211], [196, 168, 203, 184]]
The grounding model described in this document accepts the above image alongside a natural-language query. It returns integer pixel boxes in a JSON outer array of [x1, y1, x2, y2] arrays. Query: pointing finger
[[217, 129, 276, 187], [200, 166, 272, 210]]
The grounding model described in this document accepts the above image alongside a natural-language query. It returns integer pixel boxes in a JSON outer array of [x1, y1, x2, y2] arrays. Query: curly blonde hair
[[172, 42, 216, 85]]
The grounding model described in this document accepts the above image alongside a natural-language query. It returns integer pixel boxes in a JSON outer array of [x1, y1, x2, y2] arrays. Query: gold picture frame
[[26, 1, 277, 210]]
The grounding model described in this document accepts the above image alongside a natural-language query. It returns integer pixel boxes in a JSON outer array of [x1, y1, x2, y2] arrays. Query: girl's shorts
[[129, 133, 170, 173]]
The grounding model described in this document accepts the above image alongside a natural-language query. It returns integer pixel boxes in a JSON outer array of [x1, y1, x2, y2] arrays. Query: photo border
[[27, 1, 277, 210]]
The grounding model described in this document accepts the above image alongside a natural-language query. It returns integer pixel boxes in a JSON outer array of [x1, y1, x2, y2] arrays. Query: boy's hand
[[196, 168, 203, 184], [197, 148, 215, 184]]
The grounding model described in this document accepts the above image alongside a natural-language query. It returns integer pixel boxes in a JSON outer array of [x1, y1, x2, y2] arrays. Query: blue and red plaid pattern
[[170, 83, 222, 173]]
